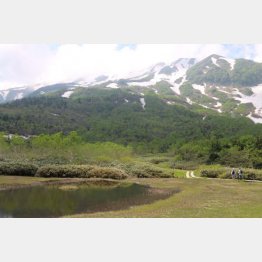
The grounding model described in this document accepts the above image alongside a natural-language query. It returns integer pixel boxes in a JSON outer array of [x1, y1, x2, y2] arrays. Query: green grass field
[[68, 177, 262, 218]]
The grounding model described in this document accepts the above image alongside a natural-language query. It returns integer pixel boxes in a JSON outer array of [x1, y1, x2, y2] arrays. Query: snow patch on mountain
[[168, 73, 187, 95], [199, 104, 209, 109], [62, 90, 74, 98], [140, 98, 146, 109], [127, 58, 195, 95], [0, 90, 10, 100], [170, 84, 181, 95], [220, 57, 235, 70], [129, 72, 151, 81], [230, 85, 262, 122], [156, 59, 195, 95], [169, 75, 186, 95], [247, 113, 262, 123], [218, 87, 231, 94], [211, 57, 220, 67], [212, 96, 219, 100], [186, 97, 193, 105], [128, 79, 156, 87], [172, 58, 194, 70], [214, 101, 222, 108], [255, 108, 262, 117], [153, 89, 158, 94], [235, 85, 262, 112], [14, 93, 23, 100], [107, 83, 119, 89], [192, 84, 205, 95]]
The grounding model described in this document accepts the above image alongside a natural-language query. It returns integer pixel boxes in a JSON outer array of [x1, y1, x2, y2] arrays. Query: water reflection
[[0, 182, 175, 218]]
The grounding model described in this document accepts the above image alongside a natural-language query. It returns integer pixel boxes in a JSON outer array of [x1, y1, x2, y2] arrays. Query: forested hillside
[[0, 88, 261, 153]]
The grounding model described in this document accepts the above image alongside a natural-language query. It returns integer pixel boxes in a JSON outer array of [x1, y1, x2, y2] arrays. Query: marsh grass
[[71, 177, 262, 218]]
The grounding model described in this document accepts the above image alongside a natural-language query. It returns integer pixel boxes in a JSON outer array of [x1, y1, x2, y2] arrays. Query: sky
[[1, 44, 262, 90]]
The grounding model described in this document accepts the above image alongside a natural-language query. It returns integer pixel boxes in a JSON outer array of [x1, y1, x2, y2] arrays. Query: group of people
[[231, 168, 243, 180]]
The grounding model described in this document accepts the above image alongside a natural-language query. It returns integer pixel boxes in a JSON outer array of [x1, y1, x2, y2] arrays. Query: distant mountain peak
[[1, 54, 262, 124]]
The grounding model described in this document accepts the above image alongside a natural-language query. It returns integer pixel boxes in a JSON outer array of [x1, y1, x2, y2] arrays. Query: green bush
[[199, 167, 262, 181], [172, 161, 199, 171], [243, 169, 262, 181], [219, 172, 232, 179], [218, 168, 262, 180], [128, 163, 173, 178], [35, 165, 128, 180], [149, 158, 169, 164], [0, 162, 38, 176], [108, 161, 174, 178], [200, 169, 223, 178]]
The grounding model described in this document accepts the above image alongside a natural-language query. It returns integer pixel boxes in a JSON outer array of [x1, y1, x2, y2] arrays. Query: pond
[[0, 182, 175, 218]]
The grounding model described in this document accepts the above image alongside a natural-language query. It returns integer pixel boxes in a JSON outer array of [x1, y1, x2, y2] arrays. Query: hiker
[[231, 168, 236, 179], [238, 168, 243, 180]]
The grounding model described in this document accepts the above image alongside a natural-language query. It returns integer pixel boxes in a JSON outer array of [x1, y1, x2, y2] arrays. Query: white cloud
[[38, 44, 229, 82], [0, 44, 256, 89], [0, 45, 53, 89], [254, 45, 262, 62]]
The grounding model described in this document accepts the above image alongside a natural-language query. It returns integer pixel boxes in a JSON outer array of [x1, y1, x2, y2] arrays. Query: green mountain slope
[[0, 88, 261, 152]]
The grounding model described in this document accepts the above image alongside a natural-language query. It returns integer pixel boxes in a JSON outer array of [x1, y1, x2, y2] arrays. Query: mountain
[[0, 88, 261, 148], [1, 54, 262, 124], [0, 86, 35, 103], [0, 76, 262, 155]]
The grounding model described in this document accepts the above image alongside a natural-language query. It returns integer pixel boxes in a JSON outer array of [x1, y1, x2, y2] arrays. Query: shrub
[[243, 169, 262, 181], [218, 168, 262, 180], [127, 163, 174, 178], [0, 162, 38, 176], [149, 158, 169, 164], [35, 165, 128, 180], [107, 161, 174, 178], [173, 161, 199, 170], [219, 172, 232, 179], [200, 169, 223, 178], [90, 166, 128, 180], [199, 167, 262, 181]]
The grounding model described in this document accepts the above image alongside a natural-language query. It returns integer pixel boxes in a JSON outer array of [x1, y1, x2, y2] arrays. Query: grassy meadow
[[70, 177, 262, 218]]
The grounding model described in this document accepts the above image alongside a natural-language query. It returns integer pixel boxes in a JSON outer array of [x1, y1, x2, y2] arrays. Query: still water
[[0, 182, 173, 217]]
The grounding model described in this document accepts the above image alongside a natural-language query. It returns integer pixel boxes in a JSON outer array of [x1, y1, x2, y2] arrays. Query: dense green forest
[[0, 88, 261, 149], [0, 88, 261, 168], [0, 131, 261, 169]]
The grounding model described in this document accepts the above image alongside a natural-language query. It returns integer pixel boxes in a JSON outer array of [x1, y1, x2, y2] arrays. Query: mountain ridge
[[1, 54, 262, 123]]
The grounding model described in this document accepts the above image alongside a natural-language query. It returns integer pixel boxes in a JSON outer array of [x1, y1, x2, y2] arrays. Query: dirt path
[[190, 171, 199, 178], [186, 171, 198, 178]]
